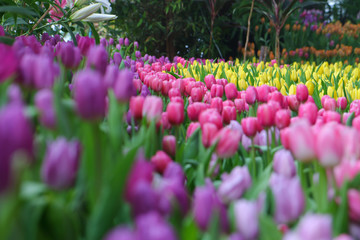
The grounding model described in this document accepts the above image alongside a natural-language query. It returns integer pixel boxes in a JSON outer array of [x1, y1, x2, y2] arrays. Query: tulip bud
[[193, 180, 229, 232], [222, 106, 237, 124], [225, 83, 238, 100], [296, 214, 332, 240], [204, 74, 216, 90], [41, 137, 81, 190], [273, 149, 296, 178], [86, 45, 108, 74], [234, 200, 259, 240], [124, 38, 129, 46], [270, 174, 305, 224], [202, 123, 218, 148], [241, 117, 259, 138], [35, 89, 56, 129], [334, 160, 360, 187], [162, 135, 176, 157], [58, 42, 82, 69], [210, 97, 223, 114], [275, 109, 291, 129], [0, 44, 17, 82], [348, 189, 360, 223], [218, 166, 251, 203], [151, 150, 173, 174], [257, 85, 269, 103], [78, 36, 95, 55], [129, 96, 145, 120], [142, 96, 163, 123], [257, 103, 275, 128], [188, 102, 208, 121], [167, 102, 184, 125], [288, 95, 300, 112], [168, 88, 181, 99], [245, 86, 258, 105], [337, 97, 347, 111], [190, 87, 203, 102], [298, 102, 318, 125], [199, 109, 223, 129], [70, 3, 102, 22], [136, 212, 177, 240], [74, 70, 106, 120], [323, 97, 336, 111], [186, 122, 201, 139], [210, 84, 224, 98], [223, 100, 234, 108], [296, 84, 309, 103], [322, 111, 341, 123], [212, 127, 241, 158], [114, 69, 136, 102]]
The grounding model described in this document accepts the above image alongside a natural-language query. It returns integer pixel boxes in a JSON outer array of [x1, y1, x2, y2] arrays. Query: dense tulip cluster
[[1, 30, 360, 240]]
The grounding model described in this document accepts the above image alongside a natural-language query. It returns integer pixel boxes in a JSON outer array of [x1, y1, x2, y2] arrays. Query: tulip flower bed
[[2, 33, 360, 240]]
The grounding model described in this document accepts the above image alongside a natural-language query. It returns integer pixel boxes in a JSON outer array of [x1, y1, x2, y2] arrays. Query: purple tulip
[[128, 180, 158, 216], [113, 52, 122, 66], [35, 89, 56, 129], [78, 36, 95, 55], [0, 25, 4, 36], [0, 44, 18, 82], [119, 38, 124, 45], [270, 174, 305, 224], [193, 179, 229, 232], [57, 42, 82, 69], [7, 84, 23, 106], [86, 45, 108, 75], [140, 85, 151, 97], [73, 70, 106, 120], [109, 38, 114, 45], [0, 104, 33, 192], [218, 166, 251, 203], [41, 137, 81, 190], [104, 65, 120, 89], [100, 38, 108, 47], [124, 38, 129, 46], [134, 41, 139, 48], [273, 149, 296, 178], [114, 68, 136, 102], [20, 54, 59, 89], [135, 51, 141, 59], [234, 199, 259, 240], [41, 33, 50, 43], [135, 212, 177, 240], [104, 227, 136, 240], [163, 162, 186, 185]]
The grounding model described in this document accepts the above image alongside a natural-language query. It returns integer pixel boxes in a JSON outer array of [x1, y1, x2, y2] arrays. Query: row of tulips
[[1, 30, 360, 240]]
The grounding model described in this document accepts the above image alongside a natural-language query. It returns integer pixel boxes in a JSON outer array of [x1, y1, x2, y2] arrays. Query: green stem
[[251, 138, 256, 178]]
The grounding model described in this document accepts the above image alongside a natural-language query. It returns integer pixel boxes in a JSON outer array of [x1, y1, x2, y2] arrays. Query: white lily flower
[[82, 13, 117, 22], [74, 0, 89, 7], [95, 0, 112, 13], [70, 3, 101, 22]]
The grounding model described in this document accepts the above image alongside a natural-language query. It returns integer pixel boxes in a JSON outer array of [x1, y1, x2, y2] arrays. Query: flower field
[[1, 0, 360, 240]]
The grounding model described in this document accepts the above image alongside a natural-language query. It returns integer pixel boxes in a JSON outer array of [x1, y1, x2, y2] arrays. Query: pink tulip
[[225, 83, 238, 100], [130, 96, 145, 120], [210, 97, 223, 114], [161, 80, 171, 96], [199, 109, 223, 129], [316, 123, 344, 167], [245, 86, 258, 105], [322, 111, 341, 123], [212, 127, 242, 158], [186, 122, 201, 139], [257, 85, 269, 103], [167, 102, 184, 125], [334, 160, 360, 187], [257, 103, 275, 128], [162, 135, 176, 157], [268, 91, 284, 107], [321, 95, 331, 108], [160, 112, 171, 130], [323, 97, 336, 111], [350, 100, 360, 117], [191, 87, 203, 102], [337, 97, 347, 111], [280, 128, 291, 150], [204, 74, 216, 90], [168, 88, 182, 99], [275, 109, 291, 129], [234, 99, 245, 113], [143, 96, 163, 122], [273, 149, 296, 178], [298, 102, 318, 125], [296, 84, 309, 103], [187, 102, 208, 122], [210, 84, 224, 98], [202, 123, 218, 148], [348, 189, 360, 223], [222, 106, 237, 124], [241, 117, 259, 138], [288, 95, 300, 112], [151, 151, 173, 174], [223, 100, 235, 108]]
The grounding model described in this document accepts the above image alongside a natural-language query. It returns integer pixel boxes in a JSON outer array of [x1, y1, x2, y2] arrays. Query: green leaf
[[333, 182, 349, 235], [166, 71, 181, 79], [0, 6, 38, 17], [346, 112, 355, 126], [183, 127, 200, 162], [259, 215, 283, 240], [87, 22, 99, 45], [0, 36, 15, 45]]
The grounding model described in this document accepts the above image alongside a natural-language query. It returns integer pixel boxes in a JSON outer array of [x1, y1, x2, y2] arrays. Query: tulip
[[86, 45, 108, 75], [275, 109, 291, 129], [141, 85, 151, 98], [296, 84, 309, 103], [104, 227, 136, 240], [218, 166, 251, 203], [348, 189, 360, 223], [188, 102, 208, 121], [103, 65, 119, 88], [135, 212, 177, 240], [142, 96, 163, 123], [0, 44, 17, 82], [124, 38, 129, 46], [334, 160, 360, 187], [204, 74, 216, 90], [270, 174, 305, 224], [151, 151, 173, 174], [201, 123, 218, 148], [7, 84, 23, 105], [257, 85, 269, 103], [337, 97, 347, 111], [298, 102, 318, 125], [287, 120, 316, 162], [316, 123, 344, 167], [234, 200, 259, 240], [210, 84, 224, 98], [41, 137, 81, 190], [212, 127, 241, 158], [35, 89, 56, 129], [280, 128, 291, 150], [257, 103, 275, 128], [168, 88, 181, 99], [241, 117, 259, 138], [58, 42, 82, 69], [162, 135, 176, 157], [164, 162, 185, 185], [78, 36, 95, 55], [193, 180, 229, 232], [129, 96, 144, 120], [288, 95, 300, 112], [269, 91, 284, 107], [225, 83, 238, 100], [245, 86, 258, 105], [273, 149, 296, 178], [322, 111, 341, 123], [234, 98, 245, 113], [296, 214, 332, 240], [223, 100, 235, 108], [222, 106, 237, 125], [73, 70, 106, 120], [333, 234, 353, 240], [186, 122, 201, 139], [210, 97, 223, 114], [199, 109, 223, 129], [167, 102, 184, 125], [70, 3, 102, 22], [114, 69, 137, 102], [323, 97, 336, 111]]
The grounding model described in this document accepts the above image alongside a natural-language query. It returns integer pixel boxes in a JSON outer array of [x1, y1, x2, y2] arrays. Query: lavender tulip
[[86, 45, 108, 74], [234, 199, 259, 240], [35, 89, 56, 129], [104, 227, 136, 240], [273, 149, 296, 178], [135, 212, 177, 240], [114, 68, 136, 102]]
